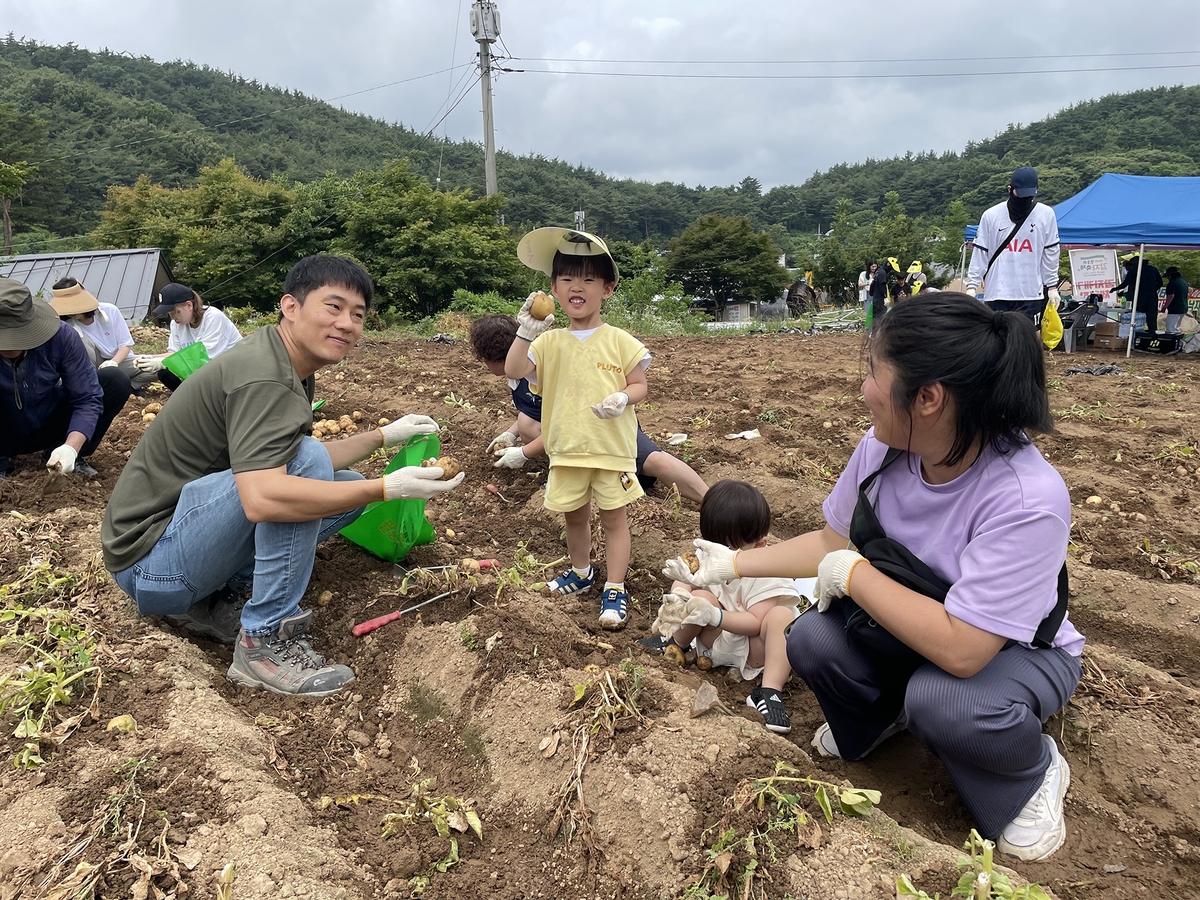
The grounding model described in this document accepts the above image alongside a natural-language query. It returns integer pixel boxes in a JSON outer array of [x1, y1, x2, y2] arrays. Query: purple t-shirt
[[823, 430, 1084, 657]]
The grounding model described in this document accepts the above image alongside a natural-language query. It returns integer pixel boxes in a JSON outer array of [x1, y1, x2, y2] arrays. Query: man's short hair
[[284, 255, 373, 309], [551, 250, 617, 285], [699, 480, 772, 549], [469, 314, 518, 362]]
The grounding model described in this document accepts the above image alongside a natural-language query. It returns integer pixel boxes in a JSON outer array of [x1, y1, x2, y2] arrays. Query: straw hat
[[517, 227, 619, 280], [49, 283, 100, 316], [0, 277, 61, 352]]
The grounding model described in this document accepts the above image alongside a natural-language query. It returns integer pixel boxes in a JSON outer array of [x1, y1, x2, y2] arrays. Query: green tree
[[812, 199, 869, 305], [664, 214, 790, 312], [332, 160, 521, 320], [0, 160, 36, 253], [0, 103, 48, 252]]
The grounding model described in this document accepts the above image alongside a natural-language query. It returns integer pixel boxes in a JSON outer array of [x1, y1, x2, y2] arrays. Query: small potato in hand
[[421, 456, 462, 480], [529, 291, 556, 321]]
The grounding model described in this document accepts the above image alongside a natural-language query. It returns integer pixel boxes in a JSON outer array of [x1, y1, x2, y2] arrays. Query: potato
[[352, 410, 363, 421], [421, 456, 461, 480], [529, 291, 556, 320], [143, 402, 163, 414], [325, 422, 341, 435], [683, 552, 701, 574], [339, 415, 354, 427], [142, 412, 156, 423], [378, 417, 390, 426]]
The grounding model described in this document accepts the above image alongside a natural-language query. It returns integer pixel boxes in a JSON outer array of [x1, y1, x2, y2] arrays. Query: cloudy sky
[[4, 0, 1198, 189]]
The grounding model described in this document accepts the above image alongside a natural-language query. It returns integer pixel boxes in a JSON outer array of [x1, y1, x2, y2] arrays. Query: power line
[[520, 49, 1200, 66], [501, 61, 1200, 81]]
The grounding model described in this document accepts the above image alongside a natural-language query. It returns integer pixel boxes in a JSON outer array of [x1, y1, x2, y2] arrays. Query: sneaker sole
[[227, 667, 355, 698], [598, 614, 627, 631]]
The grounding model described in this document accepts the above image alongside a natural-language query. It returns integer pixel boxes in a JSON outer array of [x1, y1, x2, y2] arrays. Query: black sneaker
[[227, 610, 355, 697], [636, 635, 670, 652], [73, 458, 99, 479], [747, 687, 792, 734], [165, 583, 249, 644]]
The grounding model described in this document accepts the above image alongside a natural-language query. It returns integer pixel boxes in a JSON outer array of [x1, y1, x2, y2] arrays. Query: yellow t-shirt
[[529, 324, 648, 471]]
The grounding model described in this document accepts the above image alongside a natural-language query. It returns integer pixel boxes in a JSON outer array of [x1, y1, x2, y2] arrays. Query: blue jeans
[[112, 437, 366, 636]]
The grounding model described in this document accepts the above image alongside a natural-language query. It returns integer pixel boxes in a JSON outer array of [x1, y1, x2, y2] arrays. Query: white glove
[[46, 445, 78, 475], [492, 446, 527, 469], [380, 414, 439, 448], [651, 590, 693, 638], [134, 356, 164, 374], [516, 292, 556, 342], [487, 431, 517, 454], [383, 466, 465, 500], [1046, 287, 1061, 310], [681, 596, 724, 629], [591, 391, 629, 420], [98, 359, 118, 370], [815, 549, 866, 612]]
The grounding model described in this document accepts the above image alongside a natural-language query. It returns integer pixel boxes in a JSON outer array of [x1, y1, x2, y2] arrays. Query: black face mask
[[1007, 193, 1035, 221]]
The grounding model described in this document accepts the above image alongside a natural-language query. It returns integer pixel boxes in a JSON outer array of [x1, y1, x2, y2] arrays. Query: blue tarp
[[965, 174, 1200, 249]]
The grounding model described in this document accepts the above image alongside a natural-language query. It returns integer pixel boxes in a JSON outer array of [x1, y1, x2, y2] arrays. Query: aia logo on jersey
[[1006, 238, 1035, 253]]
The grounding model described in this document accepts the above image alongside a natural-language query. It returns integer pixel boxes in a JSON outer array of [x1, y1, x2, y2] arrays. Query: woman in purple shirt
[[671, 293, 1082, 862]]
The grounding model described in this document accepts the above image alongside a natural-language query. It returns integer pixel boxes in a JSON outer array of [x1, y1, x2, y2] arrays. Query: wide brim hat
[[517, 227, 620, 281], [49, 283, 100, 316], [0, 277, 62, 352]]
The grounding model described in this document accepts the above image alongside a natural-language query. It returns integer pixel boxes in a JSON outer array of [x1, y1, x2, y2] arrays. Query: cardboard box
[[1094, 321, 1119, 337], [1093, 335, 1124, 350]]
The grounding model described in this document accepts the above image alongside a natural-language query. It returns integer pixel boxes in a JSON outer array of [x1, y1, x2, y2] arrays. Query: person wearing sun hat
[[49, 277, 157, 392], [0, 276, 131, 480], [505, 227, 652, 630]]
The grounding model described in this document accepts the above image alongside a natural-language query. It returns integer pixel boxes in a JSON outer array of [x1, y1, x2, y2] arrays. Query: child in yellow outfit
[[505, 228, 647, 629]]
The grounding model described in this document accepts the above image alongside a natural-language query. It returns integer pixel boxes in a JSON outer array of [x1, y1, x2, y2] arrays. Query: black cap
[[1010, 167, 1038, 198], [153, 283, 196, 318]]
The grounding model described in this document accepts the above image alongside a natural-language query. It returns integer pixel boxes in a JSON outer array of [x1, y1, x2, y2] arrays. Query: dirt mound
[[2, 332, 1199, 899]]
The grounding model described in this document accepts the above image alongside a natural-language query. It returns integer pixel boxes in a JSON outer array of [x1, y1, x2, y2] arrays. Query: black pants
[[0, 367, 132, 466], [1136, 301, 1159, 335], [158, 369, 183, 392]]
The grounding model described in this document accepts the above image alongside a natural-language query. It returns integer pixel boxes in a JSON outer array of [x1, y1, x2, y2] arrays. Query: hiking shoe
[[812, 712, 907, 760], [73, 458, 99, 478], [548, 565, 595, 596], [747, 687, 791, 734], [227, 610, 355, 697], [165, 584, 249, 644], [997, 734, 1070, 861], [598, 587, 629, 630]]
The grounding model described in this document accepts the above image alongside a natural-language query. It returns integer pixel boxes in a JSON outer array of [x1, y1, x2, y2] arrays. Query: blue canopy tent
[[963, 174, 1200, 354]]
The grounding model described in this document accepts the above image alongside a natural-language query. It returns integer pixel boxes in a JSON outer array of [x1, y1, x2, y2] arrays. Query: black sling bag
[[842, 448, 1069, 684], [980, 206, 1035, 285]]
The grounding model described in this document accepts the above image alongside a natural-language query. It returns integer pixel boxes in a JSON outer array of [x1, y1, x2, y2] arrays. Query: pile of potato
[[312, 410, 363, 441], [141, 402, 163, 424]]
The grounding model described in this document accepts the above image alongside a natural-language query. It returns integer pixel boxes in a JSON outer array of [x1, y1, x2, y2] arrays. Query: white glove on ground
[[383, 466, 465, 500], [98, 359, 118, 370], [681, 596, 724, 629], [591, 391, 629, 420], [815, 549, 866, 612], [46, 445, 78, 475], [380, 414, 439, 448], [134, 356, 164, 374], [492, 446, 527, 469], [651, 590, 693, 638], [1046, 287, 1062, 310], [516, 292, 556, 342], [487, 431, 517, 454]]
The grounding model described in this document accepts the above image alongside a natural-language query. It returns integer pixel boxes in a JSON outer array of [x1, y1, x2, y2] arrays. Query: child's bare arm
[[623, 364, 648, 405], [715, 596, 789, 638], [504, 337, 535, 379]]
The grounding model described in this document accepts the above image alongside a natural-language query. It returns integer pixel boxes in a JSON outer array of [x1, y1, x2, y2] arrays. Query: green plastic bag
[[338, 433, 440, 563], [162, 341, 210, 380]]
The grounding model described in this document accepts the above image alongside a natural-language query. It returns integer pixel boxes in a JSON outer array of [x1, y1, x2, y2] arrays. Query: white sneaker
[[997, 734, 1070, 861], [811, 713, 907, 760]]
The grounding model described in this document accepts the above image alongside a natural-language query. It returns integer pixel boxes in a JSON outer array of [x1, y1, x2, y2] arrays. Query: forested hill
[[3, 36, 1200, 246]]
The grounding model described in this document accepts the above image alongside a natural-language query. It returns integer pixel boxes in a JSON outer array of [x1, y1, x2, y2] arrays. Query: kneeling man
[[102, 256, 463, 696]]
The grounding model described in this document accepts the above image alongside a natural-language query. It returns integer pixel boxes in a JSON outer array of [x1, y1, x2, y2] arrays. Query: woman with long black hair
[[670, 293, 1083, 861]]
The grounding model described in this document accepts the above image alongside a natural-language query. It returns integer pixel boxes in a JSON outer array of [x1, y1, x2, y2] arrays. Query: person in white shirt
[[857, 265, 873, 305], [50, 278, 158, 393], [965, 167, 1061, 333], [135, 283, 243, 390]]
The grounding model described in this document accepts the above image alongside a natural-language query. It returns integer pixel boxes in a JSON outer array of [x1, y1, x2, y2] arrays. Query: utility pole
[[469, 1, 501, 196]]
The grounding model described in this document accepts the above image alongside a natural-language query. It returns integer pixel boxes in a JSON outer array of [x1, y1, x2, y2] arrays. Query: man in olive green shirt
[[103, 255, 464, 697]]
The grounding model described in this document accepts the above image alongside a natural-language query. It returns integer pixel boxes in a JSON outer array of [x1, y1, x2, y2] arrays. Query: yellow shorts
[[545, 465, 644, 512]]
